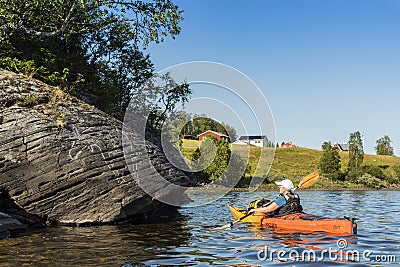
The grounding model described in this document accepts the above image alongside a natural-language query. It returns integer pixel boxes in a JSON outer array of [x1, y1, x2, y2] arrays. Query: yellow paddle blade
[[298, 172, 319, 189]]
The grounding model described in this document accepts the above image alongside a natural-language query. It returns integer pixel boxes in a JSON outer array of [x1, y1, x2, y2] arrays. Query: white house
[[237, 135, 269, 147], [232, 140, 248, 146]]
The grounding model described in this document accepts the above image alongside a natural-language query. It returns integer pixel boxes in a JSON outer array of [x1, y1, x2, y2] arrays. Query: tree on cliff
[[375, 135, 394, 156], [0, 0, 185, 119], [319, 141, 342, 181], [347, 131, 364, 180]]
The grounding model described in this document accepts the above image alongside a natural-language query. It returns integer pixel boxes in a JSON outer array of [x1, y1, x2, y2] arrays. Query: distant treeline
[[320, 132, 398, 188], [177, 112, 238, 142]]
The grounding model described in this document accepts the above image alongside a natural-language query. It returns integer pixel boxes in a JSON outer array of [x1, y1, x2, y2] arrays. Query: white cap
[[275, 179, 295, 190]]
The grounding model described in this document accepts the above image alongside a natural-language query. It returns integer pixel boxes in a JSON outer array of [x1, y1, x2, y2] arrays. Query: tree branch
[[16, 0, 79, 37]]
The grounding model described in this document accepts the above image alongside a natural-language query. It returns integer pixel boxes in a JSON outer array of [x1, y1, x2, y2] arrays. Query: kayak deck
[[229, 206, 357, 235]]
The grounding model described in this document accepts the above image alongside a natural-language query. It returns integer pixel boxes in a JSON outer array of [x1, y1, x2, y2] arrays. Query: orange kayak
[[229, 206, 357, 235]]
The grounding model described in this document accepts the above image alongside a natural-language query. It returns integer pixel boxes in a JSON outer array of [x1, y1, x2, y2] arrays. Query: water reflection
[[0, 190, 399, 266], [238, 224, 361, 264], [0, 220, 192, 267]]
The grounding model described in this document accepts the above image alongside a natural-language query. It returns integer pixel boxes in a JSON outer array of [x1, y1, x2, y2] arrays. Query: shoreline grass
[[181, 140, 400, 189]]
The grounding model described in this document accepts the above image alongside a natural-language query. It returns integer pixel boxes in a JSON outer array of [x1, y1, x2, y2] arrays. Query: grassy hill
[[181, 140, 400, 188]]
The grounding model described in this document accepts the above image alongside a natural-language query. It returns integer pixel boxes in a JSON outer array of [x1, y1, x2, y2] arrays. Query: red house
[[281, 142, 297, 148], [198, 130, 230, 142]]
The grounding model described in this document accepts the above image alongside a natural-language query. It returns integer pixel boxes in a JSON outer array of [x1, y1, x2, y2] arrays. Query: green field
[[181, 140, 400, 188], [180, 139, 201, 160]]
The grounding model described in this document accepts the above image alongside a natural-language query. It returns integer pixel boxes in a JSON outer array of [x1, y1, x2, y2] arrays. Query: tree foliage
[[347, 131, 364, 180], [192, 116, 225, 136], [173, 113, 238, 142], [130, 73, 192, 130], [192, 136, 231, 182], [393, 164, 400, 178], [360, 165, 385, 180], [190, 136, 249, 185], [319, 141, 341, 180], [356, 173, 386, 189], [0, 0, 185, 119], [375, 135, 394, 156], [0, 0, 182, 46]]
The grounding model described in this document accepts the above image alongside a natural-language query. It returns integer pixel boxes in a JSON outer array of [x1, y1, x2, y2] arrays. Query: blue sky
[[147, 0, 400, 155]]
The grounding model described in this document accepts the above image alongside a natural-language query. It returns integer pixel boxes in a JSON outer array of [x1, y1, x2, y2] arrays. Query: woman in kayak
[[250, 179, 303, 216]]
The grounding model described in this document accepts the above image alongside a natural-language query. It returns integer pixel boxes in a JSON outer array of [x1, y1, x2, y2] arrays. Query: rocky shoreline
[[0, 212, 28, 239], [0, 69, 191, 238]]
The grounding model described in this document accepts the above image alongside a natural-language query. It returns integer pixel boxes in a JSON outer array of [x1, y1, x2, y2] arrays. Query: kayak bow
[[229, 206, 357, 235]]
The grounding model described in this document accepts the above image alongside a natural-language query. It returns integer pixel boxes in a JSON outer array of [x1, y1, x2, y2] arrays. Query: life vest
[[247, 198, 270, 211], [267, 193, 303, 217]]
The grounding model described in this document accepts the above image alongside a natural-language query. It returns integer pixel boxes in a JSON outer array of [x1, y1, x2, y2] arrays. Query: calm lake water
[[1, 190, 399, 266]]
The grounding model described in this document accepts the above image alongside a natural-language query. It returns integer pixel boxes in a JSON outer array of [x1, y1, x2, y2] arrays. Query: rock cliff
[[0, 69, 190, 229]]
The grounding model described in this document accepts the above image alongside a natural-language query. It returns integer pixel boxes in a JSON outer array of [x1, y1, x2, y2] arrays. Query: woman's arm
[[251, 202, 279, 213]]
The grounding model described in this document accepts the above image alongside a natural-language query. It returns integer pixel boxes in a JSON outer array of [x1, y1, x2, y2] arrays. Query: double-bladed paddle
[[210, 211, 255, 230]]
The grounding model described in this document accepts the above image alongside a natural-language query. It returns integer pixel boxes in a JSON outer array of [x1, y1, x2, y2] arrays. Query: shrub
[[357, 173, 386, 189], [361, 165, 386, 179], [386, 176, 400, 185], [192, 136, 239, 184], [0, 57, 69, 87], [392, 164, 400, 178]]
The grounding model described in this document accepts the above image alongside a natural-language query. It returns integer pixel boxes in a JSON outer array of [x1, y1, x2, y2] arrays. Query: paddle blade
[[298, 172, 319, 189], [210, 223, 232, 230]]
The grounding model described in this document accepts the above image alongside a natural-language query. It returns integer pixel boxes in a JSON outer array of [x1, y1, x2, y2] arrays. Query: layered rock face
[[0, 69, 190, 228]]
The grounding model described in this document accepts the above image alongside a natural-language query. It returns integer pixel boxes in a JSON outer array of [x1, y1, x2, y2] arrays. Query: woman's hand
[[246, 209, 255, 215]]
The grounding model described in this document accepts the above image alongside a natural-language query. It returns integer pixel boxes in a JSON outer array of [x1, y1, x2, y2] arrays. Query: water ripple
[[0, 190, 399, 266]]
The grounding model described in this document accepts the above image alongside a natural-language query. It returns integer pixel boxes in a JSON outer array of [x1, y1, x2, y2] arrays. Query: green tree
[[183, 115, 234, 140], [357, 173, 386, 189], [347, 131, 364, 180], [221, 122, 237, 142], [94, 50, 155, 118], [0, 1, 182, 48], [192, 136, 231, 182], [360, 165, 385, 180], [178, 111, 194, 136], [140, 73, 191, 130], [162, 110, 192, 147], [393, 164, 400, 178], [375, 135, 394, 156], [191, 116, 224, 137], [319, 141, 341, 181], [0, 0, 184, 118]]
